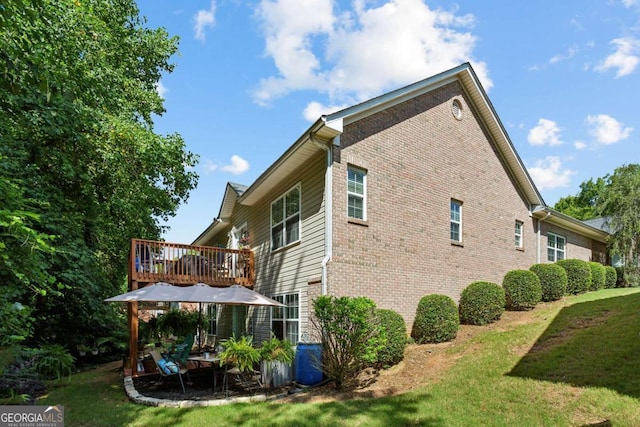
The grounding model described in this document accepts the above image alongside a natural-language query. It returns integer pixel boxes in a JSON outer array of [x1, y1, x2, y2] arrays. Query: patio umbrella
[[104, 282, 190, 302], [200, 284, 284, 307]]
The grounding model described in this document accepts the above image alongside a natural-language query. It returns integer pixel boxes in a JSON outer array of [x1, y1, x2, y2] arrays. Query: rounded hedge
[[529, 263, 567, 301], [375, 309, 408, 368], [411, 294, 459, 344], [588, 262, 606, 291], [604, 266, 617, 289], [458, 281, 505, 326], [502, 270, 542, 310], [557, 259, 591, 294]]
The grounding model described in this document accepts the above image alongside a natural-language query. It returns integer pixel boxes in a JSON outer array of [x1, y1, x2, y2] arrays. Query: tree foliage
[[553, 177, 606, 220], [0, 0, 197, 350], [598, 164, 640, 283]]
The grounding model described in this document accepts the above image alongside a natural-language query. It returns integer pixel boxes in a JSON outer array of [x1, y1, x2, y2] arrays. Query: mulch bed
[[132, 367, 295, 401]]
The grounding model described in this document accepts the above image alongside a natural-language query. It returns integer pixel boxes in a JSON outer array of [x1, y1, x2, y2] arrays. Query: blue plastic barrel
[[295, 343, 323, 386]]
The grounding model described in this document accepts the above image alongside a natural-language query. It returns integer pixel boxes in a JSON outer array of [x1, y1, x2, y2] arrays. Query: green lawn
[[38, 288, 640, 426]]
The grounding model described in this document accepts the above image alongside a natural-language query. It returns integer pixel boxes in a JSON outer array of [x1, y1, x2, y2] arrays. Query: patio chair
[[149, 350, 190, 393], [167, 333, 194, 365]]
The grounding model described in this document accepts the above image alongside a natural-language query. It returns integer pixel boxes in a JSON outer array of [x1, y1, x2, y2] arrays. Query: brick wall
[[327, 81, 540, 328]]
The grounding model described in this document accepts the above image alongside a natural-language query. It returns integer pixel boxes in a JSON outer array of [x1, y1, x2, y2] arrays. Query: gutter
[[310, 131, 333, 296]]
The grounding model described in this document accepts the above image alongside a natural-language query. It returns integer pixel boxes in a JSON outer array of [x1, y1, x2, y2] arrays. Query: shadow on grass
[[508, 292, 640, 398]]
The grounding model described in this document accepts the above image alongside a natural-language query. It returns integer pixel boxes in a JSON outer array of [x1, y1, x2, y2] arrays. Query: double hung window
[[450, 200, 462, 242], [515, 221, 523, 248], [271, 293, 299, 343], [547, 233, 566, 262], [271, 185, 300, 250], [348, 166, 367, 220]]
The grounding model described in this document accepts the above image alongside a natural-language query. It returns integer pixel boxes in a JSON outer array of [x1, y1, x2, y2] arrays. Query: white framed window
[[271, 293, 299, 343], [450, 200, 462, 242], [206, 304, 217, 335], [515, 221, 523, 248], [347, 166, 367, 220], [271, 185, 301, 251], [547, 233, 566, 262]]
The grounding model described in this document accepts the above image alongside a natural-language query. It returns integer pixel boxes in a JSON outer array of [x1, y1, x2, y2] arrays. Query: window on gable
[[348, 166, 367, 220], [515, 221, 523, 248], [271, 293, 299, 343], [547, 232, 566, 262], [271, 185, 300, 251], [450, 200, 462, 242]]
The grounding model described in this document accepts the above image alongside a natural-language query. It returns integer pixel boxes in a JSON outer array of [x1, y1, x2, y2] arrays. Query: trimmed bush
[[411, 294, 459, 344], [375, 309, 407, 368], [557, 259, 591, 294], [458, 282, 505, 326], [502, 270, 542, 310], [588, 262, 606, 291], [604, 266, 617, 289], [529, 263, 567, 301]]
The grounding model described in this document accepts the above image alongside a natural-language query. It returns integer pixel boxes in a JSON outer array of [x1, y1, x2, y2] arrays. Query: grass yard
[[37, 288, 640, 426]]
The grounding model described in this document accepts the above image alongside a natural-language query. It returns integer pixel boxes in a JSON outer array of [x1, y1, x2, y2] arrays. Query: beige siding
[[205, 153, 327, 343], [327, 81, 538, 328]]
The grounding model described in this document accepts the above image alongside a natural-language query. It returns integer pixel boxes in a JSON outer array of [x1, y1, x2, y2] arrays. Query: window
[[450, 200, 462, 242], [515, 221, 523, 248], [206, 304, 217, 335], [348, 166, 367, 220], [271, 293, 299, 343], [547, 233, 566, 262], [271, 185, 300, 250]]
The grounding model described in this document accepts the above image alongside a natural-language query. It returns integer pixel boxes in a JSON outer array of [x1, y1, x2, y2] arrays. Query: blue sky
[[136, 0, 640, 244]]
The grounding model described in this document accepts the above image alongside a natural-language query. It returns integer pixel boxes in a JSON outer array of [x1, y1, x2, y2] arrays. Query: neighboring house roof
[[582, 217, 612, 233], [193, 63, 609, 245]]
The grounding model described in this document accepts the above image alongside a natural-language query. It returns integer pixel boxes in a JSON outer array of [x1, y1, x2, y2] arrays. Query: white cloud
[[527, 157, 575, 190], [156, 81, 167, 98], [549, 46, 577, 64], [302, 101, 349, 121], [220, 155, 250, 175], [622, 0, 637, 7], [194, 1, 216, 41], [586, 114, 633, 144], [528, 119, 563, 146], [595, 37, 640, 77], [574, 140, 587, 150], [253, 0, 491, 112]]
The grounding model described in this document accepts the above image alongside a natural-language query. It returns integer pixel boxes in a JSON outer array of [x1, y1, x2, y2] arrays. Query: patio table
[[187, 355, 222, 393]]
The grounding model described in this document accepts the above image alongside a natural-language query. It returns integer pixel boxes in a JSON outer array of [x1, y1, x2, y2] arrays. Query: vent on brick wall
[[451, 99, 463, 120]]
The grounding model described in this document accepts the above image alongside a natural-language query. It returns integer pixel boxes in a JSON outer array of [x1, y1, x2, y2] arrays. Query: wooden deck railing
[[129, 238, 254, 287]]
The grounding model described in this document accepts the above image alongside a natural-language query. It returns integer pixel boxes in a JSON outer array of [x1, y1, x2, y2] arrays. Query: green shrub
[[502, 270, 542, 310], [411, 294, 459, 344], [557, 259, 591, 294], [458, 282, 505, 326], [588, 262, 606, 291], [529, 263, 567, 301], [615, 267, 626, 287], [375, 309, 407, 368], [312, 296, 383, 389], [604, 266, 617, 289], [21, 345, 75, 381]]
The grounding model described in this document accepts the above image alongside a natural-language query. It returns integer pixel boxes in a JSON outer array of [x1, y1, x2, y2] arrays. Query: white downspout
[[311, 132, 333, 296], [537, 212, 551, 263]]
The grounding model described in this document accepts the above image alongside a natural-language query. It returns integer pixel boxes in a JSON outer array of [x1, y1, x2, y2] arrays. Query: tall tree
[[0, 0, 198, 348], [553, 177, 606, 220], [598, 164, 640, 284]]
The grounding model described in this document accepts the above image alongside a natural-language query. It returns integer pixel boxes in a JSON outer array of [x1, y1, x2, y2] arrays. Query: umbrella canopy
[[104, 282, 189, 302], [202, 284, 284, 306], [105, 282, 283, 306]]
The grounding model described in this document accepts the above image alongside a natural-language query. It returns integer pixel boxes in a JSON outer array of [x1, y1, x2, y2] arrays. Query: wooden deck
[[130, 238, 254, 287]]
